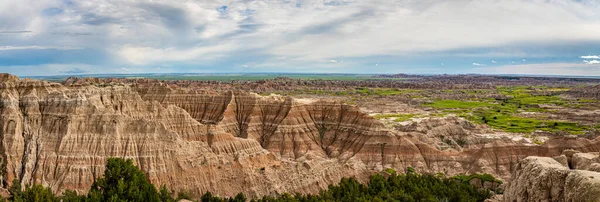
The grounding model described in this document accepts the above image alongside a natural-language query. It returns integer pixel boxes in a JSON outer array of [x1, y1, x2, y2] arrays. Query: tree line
[[2, 158, 492, 202]]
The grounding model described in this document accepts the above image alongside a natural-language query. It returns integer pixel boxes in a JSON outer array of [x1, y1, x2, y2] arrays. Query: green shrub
[[159, 185, 175, 202], [384, 168, 397, 175], [6, 158, 494, 202], [87, 158, 161, 202]]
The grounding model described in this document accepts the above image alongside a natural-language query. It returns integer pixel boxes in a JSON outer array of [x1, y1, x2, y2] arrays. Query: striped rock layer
[[2, 74, 600, 198]]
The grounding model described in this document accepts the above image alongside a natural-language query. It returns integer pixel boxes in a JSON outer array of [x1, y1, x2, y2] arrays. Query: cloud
[[300, 9, 375, 35], [51, 32, 93, 36], [0, 30, 32, 34], [267, 1, 600, 61], [0, 46, 82, 51], [472, 63, 486, 66], [121, 67, 130, 72], [139, 3, 189, 30], [583, 60, 600, 64], [80, 13, 119, 26], [117, 43, 234, 65], [0, 64, 97, 76], [42, 8, 63, 16], [2, 0, 600, 76], [581, 55, 600, 59], [60, 68, 89, 74], [217, 5, 227, 13], [474, 62, 600, 76]]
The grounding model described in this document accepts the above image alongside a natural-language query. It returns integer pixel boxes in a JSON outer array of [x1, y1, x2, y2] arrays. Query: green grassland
[[276, 85, 596, 135], [424, 86, 597, 134], [423, 100, 493, 109]]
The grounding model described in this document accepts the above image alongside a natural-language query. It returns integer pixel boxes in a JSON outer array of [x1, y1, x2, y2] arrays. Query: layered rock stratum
[[504, 152, 600, 201], [2, 73, 600, 198]]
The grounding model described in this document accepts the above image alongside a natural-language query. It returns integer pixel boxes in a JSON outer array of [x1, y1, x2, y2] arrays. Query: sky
[[1, 0, 600, 76]]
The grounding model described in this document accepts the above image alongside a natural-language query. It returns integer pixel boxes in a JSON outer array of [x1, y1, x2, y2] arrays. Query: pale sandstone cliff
[[3, 74, 600, 198], [0, 75, 368, 197], [132, 82, 600, 180], [504, 155, 600, 201]]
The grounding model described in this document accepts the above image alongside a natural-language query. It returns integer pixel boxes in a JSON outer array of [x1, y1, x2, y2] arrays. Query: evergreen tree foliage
[[232, 193, 246, 202], [59, 190, 85, 202], [176, 191, 192, 201], [4, 158, 493, 202], [159, 185, 175, 202], [201, 191, 222, 202], [7, 180, 22, 202], [15, 184, 57, 202], [87, 158, 161, 202]]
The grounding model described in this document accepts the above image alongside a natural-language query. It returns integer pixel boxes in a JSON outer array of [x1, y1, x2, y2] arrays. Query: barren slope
[[2, 74, 600, 198]]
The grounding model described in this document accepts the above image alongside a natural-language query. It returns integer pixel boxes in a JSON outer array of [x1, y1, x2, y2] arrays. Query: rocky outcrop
[[571, 152, 599, 170], [504, 156, 600, 202], [134, 83, 387, 161], [4, 75, 600, 198], [0, 74, 19, 83], [0, 77, 370, 197]]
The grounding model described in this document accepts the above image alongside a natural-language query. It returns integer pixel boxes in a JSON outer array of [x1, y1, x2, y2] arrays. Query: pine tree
[[159, 185, 175, 202], [87, 158, 161, 202], [232, 193, 246, 202]]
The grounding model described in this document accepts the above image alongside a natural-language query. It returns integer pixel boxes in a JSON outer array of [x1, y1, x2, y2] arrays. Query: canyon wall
[[504, 154, 600, 201], [0, 76, 368, 197], [2, 74, 600, 198]]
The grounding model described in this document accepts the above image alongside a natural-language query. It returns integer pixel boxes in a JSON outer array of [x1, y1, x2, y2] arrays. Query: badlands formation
[[505, 151, 600, 201], [1, 73, 600, 200]]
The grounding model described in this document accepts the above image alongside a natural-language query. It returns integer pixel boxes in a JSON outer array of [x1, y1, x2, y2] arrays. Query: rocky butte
[[2, 73, 600, 201]]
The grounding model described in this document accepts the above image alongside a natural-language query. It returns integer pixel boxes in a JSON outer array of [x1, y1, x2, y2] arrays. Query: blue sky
[[1, 0, 600, 76]]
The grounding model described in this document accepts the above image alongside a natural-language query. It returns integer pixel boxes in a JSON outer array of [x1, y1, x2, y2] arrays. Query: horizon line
[[13, 72, 600, 79]]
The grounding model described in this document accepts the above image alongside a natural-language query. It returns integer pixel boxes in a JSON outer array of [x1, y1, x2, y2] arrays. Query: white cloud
[[266, 1, 600, 61], [2, 0, 600, 75], [472, 63, 486, 66], [0, 46, 81, 51], [473, 62, 600, 76], [0, 64, 167, 76], [583, 60, 600, 64], [7, 1, 600, 60], [581, 55, 600, 59], [117, 43, 234, 65], [0, 64, 97, 76]]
